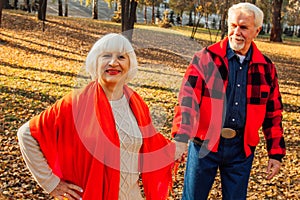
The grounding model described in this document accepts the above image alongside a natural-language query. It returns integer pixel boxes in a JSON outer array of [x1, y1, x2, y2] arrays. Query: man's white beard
[[229, 36, 245, 51], [229, 37, 245, 52]]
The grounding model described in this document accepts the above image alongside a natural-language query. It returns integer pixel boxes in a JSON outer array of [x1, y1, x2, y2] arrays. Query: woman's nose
[[108, 57, 118, 66]]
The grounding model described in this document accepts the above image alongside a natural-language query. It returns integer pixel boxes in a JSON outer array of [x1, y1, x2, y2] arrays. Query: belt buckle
[[221, 128, 236, 139]]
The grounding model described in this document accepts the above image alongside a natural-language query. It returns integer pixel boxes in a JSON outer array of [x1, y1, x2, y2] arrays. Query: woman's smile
[[105, 68, 122, 75]]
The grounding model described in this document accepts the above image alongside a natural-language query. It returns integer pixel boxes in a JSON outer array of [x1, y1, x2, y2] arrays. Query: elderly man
[[173, 3, 286, 200]]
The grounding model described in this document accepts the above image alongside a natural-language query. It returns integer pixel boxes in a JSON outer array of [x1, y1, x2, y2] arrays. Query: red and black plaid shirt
[[172, 37, 285, 160]]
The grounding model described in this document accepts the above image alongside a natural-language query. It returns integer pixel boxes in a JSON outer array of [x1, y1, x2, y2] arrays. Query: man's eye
[[118, 55, 125, 59]]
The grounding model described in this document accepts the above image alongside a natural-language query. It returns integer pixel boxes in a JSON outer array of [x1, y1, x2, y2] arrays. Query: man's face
[[228, 10, 261, 55]]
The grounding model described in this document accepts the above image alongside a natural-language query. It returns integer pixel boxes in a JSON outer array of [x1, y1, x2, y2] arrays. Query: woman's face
[[97, 52, 130, 87]]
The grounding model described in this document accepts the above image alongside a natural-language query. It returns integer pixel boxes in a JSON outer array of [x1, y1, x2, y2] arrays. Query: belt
[[221, 128, 243, 139], [192, 128, 244, 146]]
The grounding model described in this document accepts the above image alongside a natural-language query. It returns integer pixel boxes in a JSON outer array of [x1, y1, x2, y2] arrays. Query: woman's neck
[[100, 83, 124, 101]]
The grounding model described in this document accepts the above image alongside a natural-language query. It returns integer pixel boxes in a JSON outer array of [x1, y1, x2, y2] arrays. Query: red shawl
[[30, 81, 175, 199]]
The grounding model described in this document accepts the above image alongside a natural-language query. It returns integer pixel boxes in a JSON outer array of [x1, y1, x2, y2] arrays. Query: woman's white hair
[[228, 2, 264, 28], [85, 33, 138, 82]]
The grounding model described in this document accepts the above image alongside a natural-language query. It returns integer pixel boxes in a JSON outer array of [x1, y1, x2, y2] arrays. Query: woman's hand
[[50, 180, 83, 200], [175, 141, 188, 161]]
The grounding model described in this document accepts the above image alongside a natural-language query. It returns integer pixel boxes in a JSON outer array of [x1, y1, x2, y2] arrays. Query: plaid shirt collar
[[208, 37, 267, 65], [226, 42, 253, 63]]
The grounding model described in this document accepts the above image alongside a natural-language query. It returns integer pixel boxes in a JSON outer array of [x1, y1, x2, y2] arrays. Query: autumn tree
[[138, 0, 160, 24], [92, 0, 98, 19], [104, 0, 139, 40], [0, 0, 4, 27], [284, 0, 300, 33], [198, 1, 219, 42], [80, 0, 99, 19], [138, 0, 148, 23], [58, 0, 63, 16], [24, 0, 31, 12], [169, 0, 194, 18], [256, 0, 272, 34], [150, 0, 162, 24], [137, 0, 148, 23], [270, 0, 283, 42], [219, 0, 229, 39], [64, 0, 68, 16], [150, 0, 155, 23], [121, 0, 138, 41], [43, 0, 68, 17], [38, 0, 47, 21]]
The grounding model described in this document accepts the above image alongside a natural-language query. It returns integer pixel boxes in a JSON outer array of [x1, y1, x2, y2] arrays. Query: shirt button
[[239, 67, 242, 70], [232, 118, 236, 122], [237, 84, 241, 87], [235, 102, 239, 105]]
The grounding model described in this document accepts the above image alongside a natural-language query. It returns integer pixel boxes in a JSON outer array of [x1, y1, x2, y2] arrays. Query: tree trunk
[[25, 0, 31, 12], [115, 0, 117, 11], [128, 0, 137, 27], [191, 16, 201, 39], [58, 0, 63, 16], [121, 0, 137, 42], [270, 0, 283, 42], [3, 0, 10, 9], [151, 1, 154, 24], [144, 4, 147, 24], [121, 0, 128, 31], [0, 0, 3, 27], [14, 0, 18, 9], [221, 0, 229, 40], [188, 10, 192, 26], [64, 0, 68, 16], [38, 0, 47, 21], [92, 0, 98, 19]]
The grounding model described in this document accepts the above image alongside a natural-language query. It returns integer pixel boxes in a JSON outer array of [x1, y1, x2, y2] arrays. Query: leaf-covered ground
[[0, 10, 299, 200]]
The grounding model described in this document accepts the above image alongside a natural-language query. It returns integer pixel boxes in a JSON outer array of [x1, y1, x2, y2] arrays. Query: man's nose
[[234, 26, 241, 35]]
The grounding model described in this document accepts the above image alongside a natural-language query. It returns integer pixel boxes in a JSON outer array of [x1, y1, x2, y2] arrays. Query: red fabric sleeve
[[29, 94, 73, 178], [262, 64, 286, 157]]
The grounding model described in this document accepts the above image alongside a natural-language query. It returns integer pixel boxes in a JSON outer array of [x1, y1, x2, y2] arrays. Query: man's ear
[[255, 26, 262, 37]]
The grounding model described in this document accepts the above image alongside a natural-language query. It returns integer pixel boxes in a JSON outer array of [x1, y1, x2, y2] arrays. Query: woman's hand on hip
[[50, 180, 83, 200]]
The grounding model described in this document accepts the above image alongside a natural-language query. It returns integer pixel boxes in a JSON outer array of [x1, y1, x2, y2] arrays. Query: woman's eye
[[101, 53, 112, 58], [118, 55, 126, 59]]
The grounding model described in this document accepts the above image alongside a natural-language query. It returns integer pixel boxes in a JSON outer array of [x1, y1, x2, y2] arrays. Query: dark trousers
[[182, 135, 255, 200]]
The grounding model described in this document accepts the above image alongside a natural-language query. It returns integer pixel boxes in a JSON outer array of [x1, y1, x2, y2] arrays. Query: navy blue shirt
[[223, 43, 252, 129]]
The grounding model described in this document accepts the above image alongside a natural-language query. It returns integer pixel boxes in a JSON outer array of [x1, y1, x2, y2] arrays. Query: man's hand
[[266, 158, 281, 180], [175, 141, 188, 161], [50, 180, 83, 200]]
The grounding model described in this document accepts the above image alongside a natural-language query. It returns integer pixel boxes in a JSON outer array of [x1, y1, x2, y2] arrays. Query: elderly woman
[[18, 33, 175, 200]]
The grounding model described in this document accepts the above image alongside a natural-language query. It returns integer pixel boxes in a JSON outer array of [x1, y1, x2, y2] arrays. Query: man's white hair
[[228, 2, 264, 28], [85, 33, 138, 82]]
